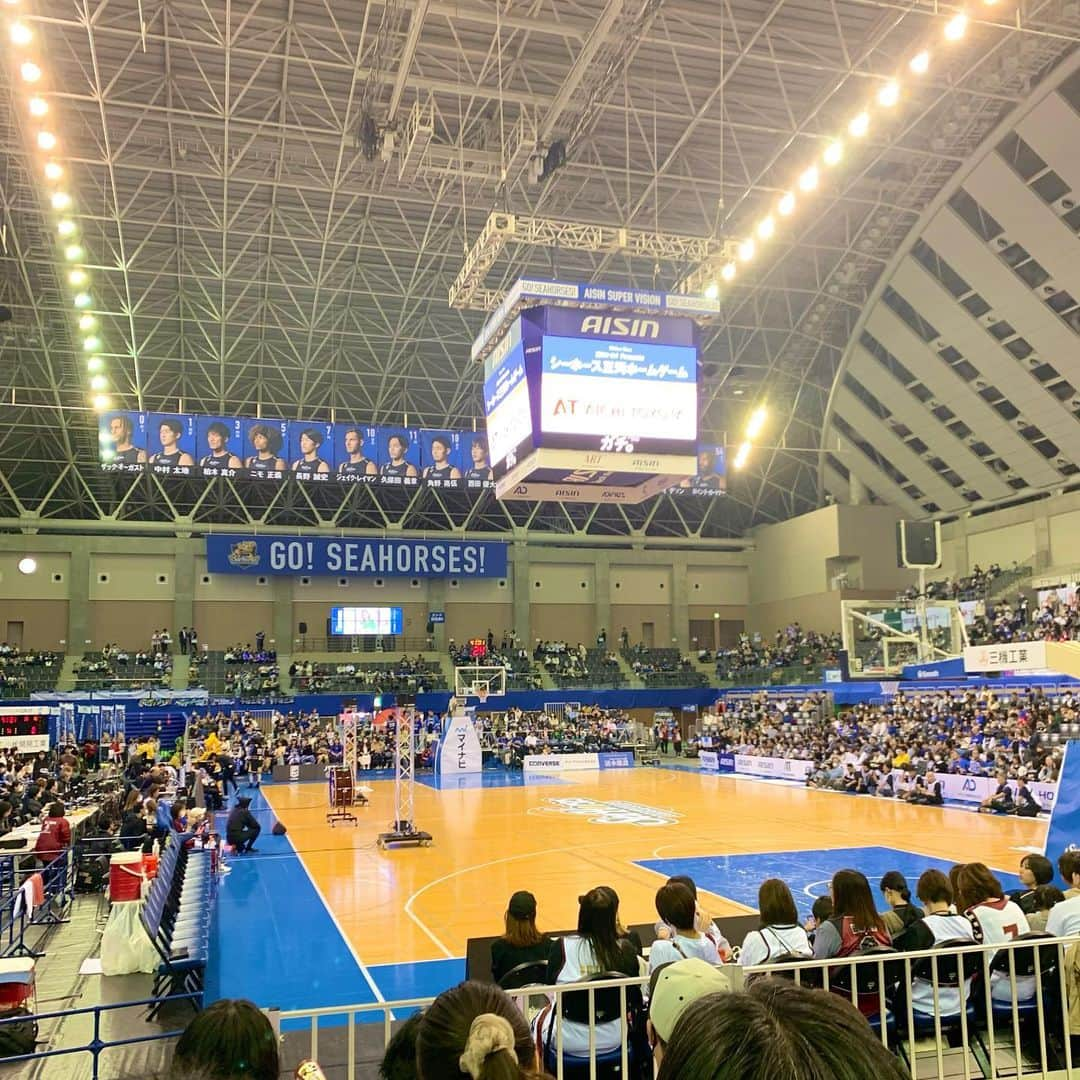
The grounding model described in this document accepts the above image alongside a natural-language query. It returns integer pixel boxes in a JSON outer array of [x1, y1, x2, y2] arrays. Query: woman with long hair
[[490, 891, 550, 984], [739, 878, 812, 967], [813, 869, 891, 960], [535, 887, 638, 1057], [169, 998, 278, 1080], [416, 981, 546, 1080]]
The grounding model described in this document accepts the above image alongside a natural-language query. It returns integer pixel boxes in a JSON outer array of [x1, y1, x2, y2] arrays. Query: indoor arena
[[0, 1, 1078, 1078]]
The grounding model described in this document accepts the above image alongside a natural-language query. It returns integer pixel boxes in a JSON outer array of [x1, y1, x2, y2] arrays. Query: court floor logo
[[529, 797, 681, 827]]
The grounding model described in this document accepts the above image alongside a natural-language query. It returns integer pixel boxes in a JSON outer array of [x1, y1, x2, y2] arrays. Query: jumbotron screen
[[330, 606, 404, 636]]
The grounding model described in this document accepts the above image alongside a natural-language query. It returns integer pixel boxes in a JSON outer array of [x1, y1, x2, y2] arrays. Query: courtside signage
[[206, 535, 508, 578]]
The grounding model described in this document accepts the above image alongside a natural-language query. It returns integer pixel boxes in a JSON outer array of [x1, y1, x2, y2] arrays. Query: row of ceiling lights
[[713, 1, 1006, 472], [6, 4, 110, 414]]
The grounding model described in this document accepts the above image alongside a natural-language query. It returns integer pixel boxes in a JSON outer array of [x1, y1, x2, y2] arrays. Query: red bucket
[[143, 853, 159, 880], [108, 852, 143, 902]]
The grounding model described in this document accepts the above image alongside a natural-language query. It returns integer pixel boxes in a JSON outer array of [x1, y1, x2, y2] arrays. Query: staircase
[[171, 653, 190, 690], [985, 563, 1035, 604], [56, 655, 80, 692], [615, 653, 645, 690]]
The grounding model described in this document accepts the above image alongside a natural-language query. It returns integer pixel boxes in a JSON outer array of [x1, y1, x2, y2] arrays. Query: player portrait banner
[[206, 535, 508, 579]]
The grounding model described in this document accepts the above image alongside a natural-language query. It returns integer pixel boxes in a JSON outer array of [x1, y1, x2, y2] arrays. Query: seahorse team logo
[[529, 797, 682, 827], [227, 540, 260, 567]]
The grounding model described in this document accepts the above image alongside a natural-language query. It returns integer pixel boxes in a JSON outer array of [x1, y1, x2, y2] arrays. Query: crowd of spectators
[[968, 590, 1080, 646], [622, 643, 703, 687], [708, 624, 842, 681], [450, 634, 543, 690], [899, 563, 1008, 603], [287, 655, 444, 693], [489, 705, 636, 766], [75, 647, 172, 689], [698, 686, 1065, 798], [0, 646, 63, 697]]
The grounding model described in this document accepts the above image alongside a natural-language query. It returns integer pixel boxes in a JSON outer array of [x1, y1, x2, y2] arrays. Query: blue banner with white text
[[206, 535, 508, 578]]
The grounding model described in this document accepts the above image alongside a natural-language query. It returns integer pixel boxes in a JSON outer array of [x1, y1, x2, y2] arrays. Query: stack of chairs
[[139, 833, 216, 1017]]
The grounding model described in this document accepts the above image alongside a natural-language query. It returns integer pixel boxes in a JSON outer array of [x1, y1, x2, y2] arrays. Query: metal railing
[[293, 635, 435, 654], [274, 934, 1080, 1080]]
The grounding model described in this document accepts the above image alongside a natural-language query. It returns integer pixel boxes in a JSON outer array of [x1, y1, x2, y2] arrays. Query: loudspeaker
[[426, 620, 434, 635], [896, 521, 941, 569], [298, 621, 308, 635]]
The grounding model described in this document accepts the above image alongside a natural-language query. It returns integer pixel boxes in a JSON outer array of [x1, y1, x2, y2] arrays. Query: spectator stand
[[842, 597, 969, 676], [451, 639, 543, 691], [74, 649, 171, 693], [453, 664, 506, 706], [0, 650, 64, 699], [622, 643, 705, 688]]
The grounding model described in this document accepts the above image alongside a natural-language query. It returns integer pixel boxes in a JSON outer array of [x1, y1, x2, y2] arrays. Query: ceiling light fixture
[[73, 291, 92, 308], [878, 81, 901, 107], [89, 374, 108, 391], [10, 21, 32, 45], [703, 281, 719, 300], [848, 111, 870, 137], [823, 141, 844, 167], [733, 441, 752, 469], [91, 394, 112, 412], [909, 50, 930, 74], [20, 61, 40, 82], [78, 314, 96, 330], [798, 165, 819, 192], [721, 262, 737, 282], [82, 335, 101, 351], [68, 268, 87, 286], [50, 191, 71, 210], [36, 131, 56, 151], [944, 13, 968, 39], [56, 219, 75, 237], [86, 355, 104, 373], [44, 161, 62, 181], [745, 405, 768, 440], [777, 192, 796, 216], [63, 243, 83, 261], [738, 238, 756, 262], [756, 216, 775, 241], [28, 96, 47, 117]]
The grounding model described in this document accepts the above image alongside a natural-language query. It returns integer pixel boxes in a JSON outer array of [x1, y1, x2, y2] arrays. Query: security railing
[[274, 934, 1080, 1080]]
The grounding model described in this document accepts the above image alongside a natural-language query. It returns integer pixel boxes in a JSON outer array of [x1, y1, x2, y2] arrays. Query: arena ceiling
[[0, 0, 1077, 539]]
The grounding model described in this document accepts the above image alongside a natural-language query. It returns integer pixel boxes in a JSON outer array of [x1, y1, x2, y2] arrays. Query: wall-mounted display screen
[[329, 606, 404, 636]]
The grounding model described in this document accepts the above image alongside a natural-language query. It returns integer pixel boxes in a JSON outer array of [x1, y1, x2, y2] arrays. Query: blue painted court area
[[637, 845, 1025, 919], [205, 787, 378, 1013], [417, 770, 565, 790]]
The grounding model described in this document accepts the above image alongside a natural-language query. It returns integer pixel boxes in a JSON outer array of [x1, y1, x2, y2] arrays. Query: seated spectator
[[738, 878, 812, 967], [955, 862, 1031, 1003], [1013, 778, 1042, 817], [416, 980, 543, 1080], [536, 887, 639, 1057], [1010, 853, 1054, 914], [813, 869, 891, 960], [878, 871, 923, 937], [169, 998, 278, 1080], [656, 875, 731, 960], [1060, 849, 1080, 899], [649, 882, 723, 972], [34, 801, 71, 867], [655, 979, 910, 1079], [804, 895, 833, 945], [893, 870, 978, 1015], [1028, 884, 1065, 934], [1046, 870, 1080, 937], [648, 957, 733, 1069], [490, 891, 550, 985]]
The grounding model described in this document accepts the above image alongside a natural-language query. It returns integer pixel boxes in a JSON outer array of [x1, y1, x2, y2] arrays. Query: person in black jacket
[[490, 891, 551, 984], [226, 796, 260, 854]]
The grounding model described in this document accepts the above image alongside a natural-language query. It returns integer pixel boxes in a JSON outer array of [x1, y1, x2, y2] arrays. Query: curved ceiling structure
[[0, 1, 1076, 537], [823, 48, 1080, 521]]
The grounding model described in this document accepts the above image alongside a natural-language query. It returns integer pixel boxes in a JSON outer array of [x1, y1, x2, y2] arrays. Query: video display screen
[[483, 318, 533, 473], [669, 443, 726, 497], [330, 606, 404, 635]]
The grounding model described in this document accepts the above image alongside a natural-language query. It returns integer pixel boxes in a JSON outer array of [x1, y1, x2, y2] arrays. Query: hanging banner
[[206, 534, 508, 578], [435, 712, 483, 775]]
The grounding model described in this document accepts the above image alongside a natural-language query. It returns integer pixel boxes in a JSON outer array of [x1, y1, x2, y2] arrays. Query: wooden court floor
[[262, 769, 1046, 967]]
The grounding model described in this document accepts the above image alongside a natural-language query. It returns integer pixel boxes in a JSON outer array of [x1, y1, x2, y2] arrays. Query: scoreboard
[[0, 707, 51, 753]]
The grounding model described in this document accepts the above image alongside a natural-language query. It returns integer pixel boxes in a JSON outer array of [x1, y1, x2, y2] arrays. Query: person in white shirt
[[1045, 890, 1080, 938], [655, 875, 732, 961], [739, 878, 813, 968], [894, 869, 979, 1016], [956, 862, 1032, 1003], [649, 883, 724, 973]]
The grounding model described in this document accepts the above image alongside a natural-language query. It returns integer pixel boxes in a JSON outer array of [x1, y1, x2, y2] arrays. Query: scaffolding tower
[[377, 707, 432, 849]]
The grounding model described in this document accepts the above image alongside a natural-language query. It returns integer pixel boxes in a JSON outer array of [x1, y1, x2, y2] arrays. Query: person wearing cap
[[491, 891, 550, 984], [647, 958, 732, 1068], [225, 795, 261, 854]]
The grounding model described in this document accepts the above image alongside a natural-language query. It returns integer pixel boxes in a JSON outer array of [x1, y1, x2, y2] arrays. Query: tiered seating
[[190, 651, 278, 695], [74, 651, 168, 691], [289, 659, 447, 693], [549, 648, 626, 689], [0, 651, 63, 699], [622, 645, 705, 688], [141, 833, 215, 1018]]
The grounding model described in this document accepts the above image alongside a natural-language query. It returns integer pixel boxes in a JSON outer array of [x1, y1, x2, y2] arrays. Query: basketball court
[[205, 766, 1040, 1014]]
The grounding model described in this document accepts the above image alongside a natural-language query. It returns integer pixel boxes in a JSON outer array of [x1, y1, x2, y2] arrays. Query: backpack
[[0, 1007, 37, 1058]]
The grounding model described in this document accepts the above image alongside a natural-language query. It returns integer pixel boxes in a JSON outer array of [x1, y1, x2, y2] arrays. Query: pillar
[[1033, 514, 1051, 572], [849, 472, 868, 506], [66, 543, 90, 653], [594, 552, 611, 644], [511, 541, 530, 646], [173, 545, 195, 642], [671, 554, 690, 653]]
